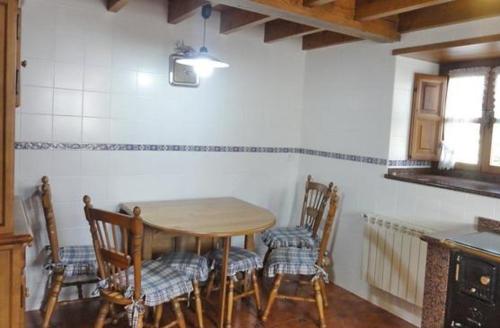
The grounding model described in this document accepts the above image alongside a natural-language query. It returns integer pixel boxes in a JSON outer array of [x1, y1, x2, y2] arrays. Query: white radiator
[[362, 214, 434, 307]]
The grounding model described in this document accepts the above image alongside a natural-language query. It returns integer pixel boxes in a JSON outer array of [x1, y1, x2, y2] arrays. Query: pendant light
[[177, 4, 229, 78]]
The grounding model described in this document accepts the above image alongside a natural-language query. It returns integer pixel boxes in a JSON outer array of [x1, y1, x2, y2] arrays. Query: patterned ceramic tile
[[14, 142, 431, 168]]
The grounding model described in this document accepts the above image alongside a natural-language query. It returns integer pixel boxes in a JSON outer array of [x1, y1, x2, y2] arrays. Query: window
[[442, 67, 499, 173], [408, 67, 500, 175]]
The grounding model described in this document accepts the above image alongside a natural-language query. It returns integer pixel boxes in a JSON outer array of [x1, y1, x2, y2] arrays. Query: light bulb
[[194, 60, 215, 78]]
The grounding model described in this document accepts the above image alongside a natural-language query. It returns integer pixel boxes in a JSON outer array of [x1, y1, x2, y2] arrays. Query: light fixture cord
[[202, 18, 207, 48]]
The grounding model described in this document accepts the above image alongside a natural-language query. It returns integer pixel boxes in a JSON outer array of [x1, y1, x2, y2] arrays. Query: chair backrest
[[40, 176, 61, 263], [316, 186, 339, 268], [83, 195, 143, 301], [299, 175, 334, 237]]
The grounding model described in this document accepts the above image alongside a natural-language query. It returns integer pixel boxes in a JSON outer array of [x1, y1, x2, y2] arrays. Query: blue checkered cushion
[[98, 260, 193, 307], [261, 226, 316, 249], [45, 245, 97, 277], [206, 247, 262, 277], [157, 252, 209, 282], [265, 247, 327, 281]]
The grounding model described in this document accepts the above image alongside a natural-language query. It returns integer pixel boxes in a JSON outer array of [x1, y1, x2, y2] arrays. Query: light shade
[[177, 48, 229, 77]]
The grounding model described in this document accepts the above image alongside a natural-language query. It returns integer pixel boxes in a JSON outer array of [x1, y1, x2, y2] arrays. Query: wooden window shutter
[[409, 74, 448, 161]]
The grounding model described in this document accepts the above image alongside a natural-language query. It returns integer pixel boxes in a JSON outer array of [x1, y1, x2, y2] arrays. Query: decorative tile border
[[14, 142, 431, 168]]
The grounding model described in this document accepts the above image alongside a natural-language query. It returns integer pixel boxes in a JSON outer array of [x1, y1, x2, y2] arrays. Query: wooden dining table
[[120, 197, 276, 328]]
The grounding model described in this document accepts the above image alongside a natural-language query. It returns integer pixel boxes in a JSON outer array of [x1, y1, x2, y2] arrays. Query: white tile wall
[[300, 17, 500, 327], [16, 0, 500, 323], [17, 0, 304, 311]]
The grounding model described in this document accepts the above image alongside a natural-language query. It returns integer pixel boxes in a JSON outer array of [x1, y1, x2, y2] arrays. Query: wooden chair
[[40, 176, 98, 328], [205, 246, 263, 328], [261, 175, 333, 260], [261, 187, 339, 328], [83, 195, 193, 328]]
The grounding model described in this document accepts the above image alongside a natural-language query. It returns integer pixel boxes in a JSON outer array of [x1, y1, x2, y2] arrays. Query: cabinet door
[[0, 0, 17, 234], [0, 244, 25, 328]]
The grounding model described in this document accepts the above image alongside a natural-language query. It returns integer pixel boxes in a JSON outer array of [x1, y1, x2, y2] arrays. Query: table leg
[[244, 233, 255, 251], [218, 237, 231, 328], [243, 233, 256, 292]]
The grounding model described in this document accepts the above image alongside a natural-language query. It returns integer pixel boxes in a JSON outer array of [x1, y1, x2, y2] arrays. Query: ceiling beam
[[303, 0, 336, 6], [168, 0, 207, 24], [219, 7, 274, 34], [107, 0, 128, 12], [399, 0, 500, 32], [210, 0, 399, 42], [356, 0, 454, 21], [302, 31, 359, 50], [264, 19, 320, 43]]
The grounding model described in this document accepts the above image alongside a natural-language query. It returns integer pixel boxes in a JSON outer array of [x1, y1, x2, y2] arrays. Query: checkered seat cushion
[[261, 226, 316, 249], [98, 260, 193, 307], [205, 247, 263, 277], [265, 247, 327, 281], [45, 245, 97, 277], [157, 252, 209, 282]]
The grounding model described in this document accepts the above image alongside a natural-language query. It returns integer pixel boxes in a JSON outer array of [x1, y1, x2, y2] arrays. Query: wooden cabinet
[[0, 1, 31, 327], [0, 0, 17, 235]]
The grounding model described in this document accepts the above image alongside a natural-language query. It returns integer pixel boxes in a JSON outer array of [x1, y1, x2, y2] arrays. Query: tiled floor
[[26, 283, 416, 328]]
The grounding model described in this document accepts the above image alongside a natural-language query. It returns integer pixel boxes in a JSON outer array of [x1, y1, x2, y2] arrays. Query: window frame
[[480, 68, 500, 174], [440, 60, 500, 175]]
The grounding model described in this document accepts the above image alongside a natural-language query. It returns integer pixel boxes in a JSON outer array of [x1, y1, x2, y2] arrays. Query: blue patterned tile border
[[14, 142, 431, 168]]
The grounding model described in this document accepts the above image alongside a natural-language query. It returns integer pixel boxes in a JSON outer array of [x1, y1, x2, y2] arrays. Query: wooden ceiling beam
[[356, 0, 454, 21], [265, 19, 320, 43], [210, 0, 399, 42], [303, 0, 336, 6], [168, 0, 207, 24], [302, 31, 359, 50], [107, 0, 128, 12], [399, 0, 500, 33], [219, 7, 274, 34]]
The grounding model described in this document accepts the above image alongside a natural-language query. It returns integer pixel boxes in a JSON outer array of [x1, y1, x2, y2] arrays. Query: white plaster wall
[[16, 0, 306, 310], [300, 16, 500, 326]]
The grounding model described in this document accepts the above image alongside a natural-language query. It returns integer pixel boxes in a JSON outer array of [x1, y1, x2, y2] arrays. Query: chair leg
[[77, 283, 84, 299], [136, 308, 145, 328], [94, 301, 110, 328], [262, 248, 272, 268], [193, 280, 204, 328], [153, 304, 163, 327], [42, 272, 64, 328], [313, 279, 327, 328], [261, 274, 282, 322], [251, 270, 262, 312], [225, 278, 234, 328], [319, 279, 328, 308], [205, 271, 216, 298], [109, 303, 119, 325], [172, 298, 186, 328]]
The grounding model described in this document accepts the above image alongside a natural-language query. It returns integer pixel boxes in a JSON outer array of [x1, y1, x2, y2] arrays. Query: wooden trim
[[219, 7, 272, 34], [303, 0, 335, 7], [211, 0, 399, 42], [356, 0, 453, 21], [0, 0, 17, 235], [302, 31, 358, 50], [393, 34, 500, 59], [168, 0, 206, 24], [398, 0, 500, 33], [264, 19, 319, 43], [107, 0, 128, 12]]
